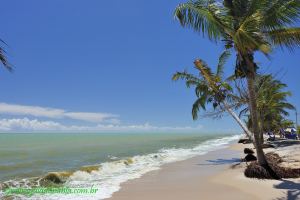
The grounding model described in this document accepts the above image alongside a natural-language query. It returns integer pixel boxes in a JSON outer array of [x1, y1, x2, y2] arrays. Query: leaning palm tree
[[173, 54, 253, 140], [174, 0, 300, 167]]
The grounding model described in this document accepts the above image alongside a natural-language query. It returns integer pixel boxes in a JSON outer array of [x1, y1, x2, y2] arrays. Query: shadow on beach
[[270, 140, 300, 148], [197, 158, 241, 166], [274, 180, 300, 200]]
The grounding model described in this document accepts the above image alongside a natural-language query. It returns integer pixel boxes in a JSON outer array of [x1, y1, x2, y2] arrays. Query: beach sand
[[110, 142, 300, 200]]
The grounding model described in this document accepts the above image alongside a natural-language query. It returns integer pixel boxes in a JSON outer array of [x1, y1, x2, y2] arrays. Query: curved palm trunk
[[222, 102, 253, 141], [244, 55, 268, 166]]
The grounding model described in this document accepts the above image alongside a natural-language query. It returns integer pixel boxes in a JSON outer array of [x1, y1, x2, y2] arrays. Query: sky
[[0, 0, 299, 133]]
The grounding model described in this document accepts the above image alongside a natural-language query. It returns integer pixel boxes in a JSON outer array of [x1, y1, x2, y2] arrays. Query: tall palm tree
[[173, 54, 253, 140], [174, 0, 300, 166], [238, 75, 295, 143]]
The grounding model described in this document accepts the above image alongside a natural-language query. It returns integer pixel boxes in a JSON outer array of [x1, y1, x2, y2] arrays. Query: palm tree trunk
[[259, 113, 264, 144], [222, 102, 253, 141], [244, 55, 268, 166]]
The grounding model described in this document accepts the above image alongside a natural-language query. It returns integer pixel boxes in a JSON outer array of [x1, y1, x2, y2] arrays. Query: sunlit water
[[0, 132, 240, 199]]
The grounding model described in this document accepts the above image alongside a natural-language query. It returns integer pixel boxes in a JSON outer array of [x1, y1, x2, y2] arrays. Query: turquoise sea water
[[0, 132, 239, 199]]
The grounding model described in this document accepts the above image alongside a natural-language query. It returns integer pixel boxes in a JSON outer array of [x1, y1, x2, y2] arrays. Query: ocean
[[0, 132, 240, 199]]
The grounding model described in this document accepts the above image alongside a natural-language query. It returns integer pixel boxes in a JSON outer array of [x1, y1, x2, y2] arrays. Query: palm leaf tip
[[0, 44, 12, 72], [172, 72, 188, 81], [174, 5, 184, 25], [172, 73, 180, 81]]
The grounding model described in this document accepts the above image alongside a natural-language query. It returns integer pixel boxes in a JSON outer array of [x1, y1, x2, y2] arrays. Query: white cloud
[[0, 118, 63, 131], [0, 103, 118, 123], [0, 118, 203, 132], [0, 103, 64, 118], [0, 103, 204, 133], [64, 112, 118, 123]]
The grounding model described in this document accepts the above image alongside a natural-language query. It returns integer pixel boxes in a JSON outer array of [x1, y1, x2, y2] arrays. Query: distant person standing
[[279, 128, 285, 138]]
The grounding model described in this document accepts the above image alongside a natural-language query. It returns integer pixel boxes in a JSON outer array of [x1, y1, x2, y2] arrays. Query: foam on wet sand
[[110, 142, 300, 200]]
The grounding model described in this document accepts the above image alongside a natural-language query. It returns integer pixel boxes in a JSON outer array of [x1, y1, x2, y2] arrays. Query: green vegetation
[[236, 74, 295, 142], [174, 0, 300, 170], [173, 56, 253, 140], [172, 53, 230, 120]]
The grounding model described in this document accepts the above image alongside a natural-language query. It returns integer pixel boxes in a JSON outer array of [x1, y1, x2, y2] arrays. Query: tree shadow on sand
[[271, 140, 300, 148], [197, 158, 241, 166], [274, 180, 300, 200]]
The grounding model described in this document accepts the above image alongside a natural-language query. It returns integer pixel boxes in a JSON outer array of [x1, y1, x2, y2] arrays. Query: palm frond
[[239, 107, 249, 118], [192, 96, 207, 120], [172, 71, 201, 82], [268, 27, 300, 49], [233, 11, 271, 54], [172, 71, 203, 89], [0, 42, 12, 72], [262, 0, 300, 30], [193, 59, 215, 86], [174, 0, 231, 41], [186, 80, 201, 87], [195, 83, 208, 97], [217, 49, 231, 77]]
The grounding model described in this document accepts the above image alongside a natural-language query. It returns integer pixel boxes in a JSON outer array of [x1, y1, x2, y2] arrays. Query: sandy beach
[[110, 141, 300, 200]]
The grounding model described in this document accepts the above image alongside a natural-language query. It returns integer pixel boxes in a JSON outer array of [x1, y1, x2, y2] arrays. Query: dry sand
[[110, 142, 300, 200]]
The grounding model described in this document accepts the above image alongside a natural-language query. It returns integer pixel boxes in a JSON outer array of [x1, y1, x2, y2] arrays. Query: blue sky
[[0, 0, 299, 133]]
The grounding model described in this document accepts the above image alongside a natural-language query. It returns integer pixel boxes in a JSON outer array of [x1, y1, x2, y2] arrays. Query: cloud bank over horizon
[[0, 118, 204, 132], [0, 103, 204, 132]]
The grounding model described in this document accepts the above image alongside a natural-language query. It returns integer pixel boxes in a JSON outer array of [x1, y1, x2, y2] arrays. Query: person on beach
[[267, 132, 275, 141], [279, 128, 285, 139]]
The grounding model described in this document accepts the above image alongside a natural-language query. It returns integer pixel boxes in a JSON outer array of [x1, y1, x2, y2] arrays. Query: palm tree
[[173, 54, 253, 140], [237, 75, 295, 143], [174, 0, 300, 167], [0, 39, 12, 71]]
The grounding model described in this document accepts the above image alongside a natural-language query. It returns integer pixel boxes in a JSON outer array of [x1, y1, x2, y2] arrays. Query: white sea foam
[[1, 135, 240, 200]]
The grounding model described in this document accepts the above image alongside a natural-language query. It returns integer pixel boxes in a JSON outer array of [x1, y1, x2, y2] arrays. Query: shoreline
[[110, 142, 300, 200]]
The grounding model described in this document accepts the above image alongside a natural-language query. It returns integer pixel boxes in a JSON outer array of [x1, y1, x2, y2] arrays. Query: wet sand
[[110, 142, 300, 200]]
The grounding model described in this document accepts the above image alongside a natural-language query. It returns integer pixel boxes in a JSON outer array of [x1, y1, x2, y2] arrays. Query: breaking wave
[[0, 135, 240, 200]]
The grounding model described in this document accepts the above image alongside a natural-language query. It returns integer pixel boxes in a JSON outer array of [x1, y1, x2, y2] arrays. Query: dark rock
[[42, 173, 63, 184], [238, 139, 251, 144], [238, 139, 246, 143], [244, 148, 254, 154], [41, 172, 71, 184], [123, 158, 134, 166], [244, 154, 257, 162]]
